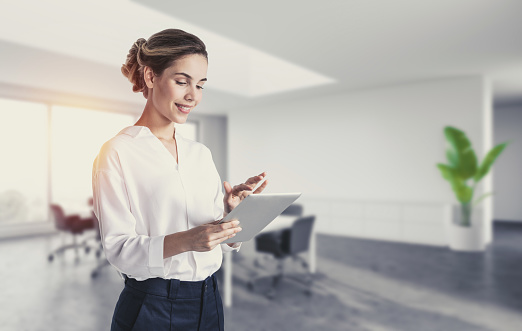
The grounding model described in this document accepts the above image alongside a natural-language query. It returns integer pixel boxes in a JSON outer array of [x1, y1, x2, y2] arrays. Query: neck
[[135, 100, 176, 141]]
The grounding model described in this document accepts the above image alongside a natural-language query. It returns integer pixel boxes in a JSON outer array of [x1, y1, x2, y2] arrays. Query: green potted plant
[[437, 126, 507, 251]]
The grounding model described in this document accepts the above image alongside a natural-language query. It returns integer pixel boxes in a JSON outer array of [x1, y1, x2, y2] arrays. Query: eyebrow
[[174, 72, 207, 82]]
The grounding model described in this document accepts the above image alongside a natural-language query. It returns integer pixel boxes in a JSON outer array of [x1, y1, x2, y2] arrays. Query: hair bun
[[120, 29, 208, 99], [121, 38, 147, 94]]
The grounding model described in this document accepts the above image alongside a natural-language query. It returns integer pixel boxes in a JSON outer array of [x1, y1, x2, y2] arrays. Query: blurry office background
[[1, 1, 522, 330]]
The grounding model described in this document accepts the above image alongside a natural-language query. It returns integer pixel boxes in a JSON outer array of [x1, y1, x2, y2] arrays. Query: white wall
[[493, 104, 522, 222], [189, 114, 228, 181], [0, 40, 143, 105], [228, 76, 493, 245]]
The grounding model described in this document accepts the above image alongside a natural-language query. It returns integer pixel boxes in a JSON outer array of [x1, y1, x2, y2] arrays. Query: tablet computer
[[220, 193, 302, 244]]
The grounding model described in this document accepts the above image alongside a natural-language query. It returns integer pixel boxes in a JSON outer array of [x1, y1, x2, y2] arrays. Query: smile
[[175, 103, 192, 114]]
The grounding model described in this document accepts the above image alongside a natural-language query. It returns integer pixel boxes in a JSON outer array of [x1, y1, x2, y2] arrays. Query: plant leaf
[[437, 164, 454, 182], [451, 176, 473, 204], [473, 192, 494, 206], [444, 126, 478, 180], [474, 142, 508, 183], [436, 163, 473, 203], [446, 148, 458, 167]]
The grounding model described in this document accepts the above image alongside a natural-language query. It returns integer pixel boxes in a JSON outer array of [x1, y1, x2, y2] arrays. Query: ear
[[143, 66, 155, 89]]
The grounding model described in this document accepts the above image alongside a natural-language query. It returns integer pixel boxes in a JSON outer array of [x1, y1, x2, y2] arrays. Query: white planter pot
[[446, 206, 485, 252]]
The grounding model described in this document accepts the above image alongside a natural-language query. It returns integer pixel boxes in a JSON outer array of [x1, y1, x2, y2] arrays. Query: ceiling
[[2, 1, 522, 113], [136, 0, 522, 107]]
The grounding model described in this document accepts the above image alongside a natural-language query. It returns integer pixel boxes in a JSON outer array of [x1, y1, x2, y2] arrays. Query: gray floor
[[1, 222, 521, 331]]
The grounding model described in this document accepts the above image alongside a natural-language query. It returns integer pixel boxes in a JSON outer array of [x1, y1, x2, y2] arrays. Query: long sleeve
[[93, 169, 167, 278], [92, 126, 231, 281]]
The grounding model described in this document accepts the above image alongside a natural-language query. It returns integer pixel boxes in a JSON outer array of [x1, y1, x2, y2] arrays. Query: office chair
[[280, 203, 303, 217], [251, 203, 303, 269], [48, 204, 96, 263], [248, 215, 316, 299]]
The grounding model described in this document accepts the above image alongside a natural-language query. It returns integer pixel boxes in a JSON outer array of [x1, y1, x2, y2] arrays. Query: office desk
[[222, 215, 316, 307]]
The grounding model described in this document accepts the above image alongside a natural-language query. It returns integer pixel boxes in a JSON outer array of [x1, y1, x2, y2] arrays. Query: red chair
[[48, 204, 96, 263]]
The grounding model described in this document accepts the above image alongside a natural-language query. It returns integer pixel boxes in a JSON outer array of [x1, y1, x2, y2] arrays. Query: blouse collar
[[119, 126, 182, 139]]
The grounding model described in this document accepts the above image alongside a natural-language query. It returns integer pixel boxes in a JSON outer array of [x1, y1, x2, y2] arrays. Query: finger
[[253, 178, 268, 194], [207, 235, 233, 248], [245, 174, 265, 187], [214, 220, 240, 231], [210, 228, 240, 241], [251, 172, 266, 181], [240, 191, 253, 200], [231, 183, 253, 195], [208, 227, 242, 243], [223, 181, 232, 194], [210, 218, 236, 225], [219, 223, 242, 236]]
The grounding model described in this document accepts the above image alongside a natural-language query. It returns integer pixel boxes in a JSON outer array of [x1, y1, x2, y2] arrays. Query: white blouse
[[92, 126, 237, 281]]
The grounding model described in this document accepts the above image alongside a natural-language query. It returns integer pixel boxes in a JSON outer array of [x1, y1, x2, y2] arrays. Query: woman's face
[[148, 54, 208, 124]]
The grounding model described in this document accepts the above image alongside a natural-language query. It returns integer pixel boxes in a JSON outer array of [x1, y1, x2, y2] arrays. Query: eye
[[197, 85, 205, 90], [175, 81, 187, 86]]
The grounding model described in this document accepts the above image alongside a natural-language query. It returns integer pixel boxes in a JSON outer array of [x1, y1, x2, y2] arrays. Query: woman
[[92, 28, 267, 330]]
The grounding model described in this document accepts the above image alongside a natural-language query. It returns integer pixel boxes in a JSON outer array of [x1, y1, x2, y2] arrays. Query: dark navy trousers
[[111, 274, 224, 331]]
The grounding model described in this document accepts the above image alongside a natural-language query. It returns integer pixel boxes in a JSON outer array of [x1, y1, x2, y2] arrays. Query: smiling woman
[[92, 29, 267, 331], [121, 29, 208, 100], [140, 54, 208, 126]]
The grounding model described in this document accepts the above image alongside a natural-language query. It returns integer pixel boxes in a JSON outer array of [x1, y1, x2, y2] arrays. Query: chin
[[165, 111, 188, 124], [172, 116, 188, 125]]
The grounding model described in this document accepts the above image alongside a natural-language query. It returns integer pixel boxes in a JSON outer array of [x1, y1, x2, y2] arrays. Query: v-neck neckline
[[135, 126, 181, 167], [158, 135, 180, 165]]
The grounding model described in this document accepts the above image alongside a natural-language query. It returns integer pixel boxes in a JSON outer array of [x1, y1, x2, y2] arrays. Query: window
[[51, 106, 135, 215], [0, 99, 48, 224], [0, 96, 200, 227]]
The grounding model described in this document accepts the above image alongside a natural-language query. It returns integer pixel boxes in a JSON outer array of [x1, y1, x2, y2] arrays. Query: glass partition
[[0, 98, 200, 227], [0, 99, 48, 224], [51, 106, 135, 215]]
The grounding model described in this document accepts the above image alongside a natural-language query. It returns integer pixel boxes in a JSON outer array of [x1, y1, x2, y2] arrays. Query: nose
[[185, 85, 195, 102]]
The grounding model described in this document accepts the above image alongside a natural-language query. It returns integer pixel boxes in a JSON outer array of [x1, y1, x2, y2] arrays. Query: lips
[[175, 103, 192, 114]]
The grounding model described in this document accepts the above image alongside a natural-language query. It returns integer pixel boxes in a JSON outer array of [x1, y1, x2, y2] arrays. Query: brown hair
[[121, 29, 208, 98]]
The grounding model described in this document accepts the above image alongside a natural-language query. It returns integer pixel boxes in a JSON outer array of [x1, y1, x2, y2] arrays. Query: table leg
[[309, 231, 316, 274], [223, 252, 232, 307]]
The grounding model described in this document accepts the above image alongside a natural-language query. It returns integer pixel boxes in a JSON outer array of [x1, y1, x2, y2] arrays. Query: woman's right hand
[[185, 220, 242, 252], [164, 220, 242, 258]]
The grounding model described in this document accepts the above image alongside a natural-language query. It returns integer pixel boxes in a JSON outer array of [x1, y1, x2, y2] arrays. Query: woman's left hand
[[223, 172, 268, 215]]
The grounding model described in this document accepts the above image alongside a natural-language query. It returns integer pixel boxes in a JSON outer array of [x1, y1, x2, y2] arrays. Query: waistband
[[124, 274, 218, 300]]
